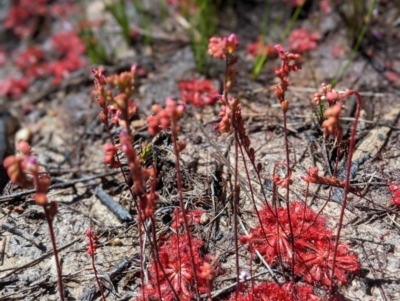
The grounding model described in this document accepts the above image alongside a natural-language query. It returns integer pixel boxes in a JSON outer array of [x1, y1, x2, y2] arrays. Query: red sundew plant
[[171, 209, 205, 229], [45, 31, 87, 85], [295, 239, 360, 287], [179, 79, 219, 108], [51, 31, 86, 55], [89, 30, 364, 301], [288, 29, 320, 54], [15, 46, 46, 79], [227, 281, 322, 301], [92, 65, 159, 301], [240, 202, 331, 266], [389, 182, 400, 206], [240, 203, 360, 293], [4, 0, 49, 38], [2, 1, 89, 93], [93, 65, 207, 301], [3, 31, 87, 97], [133, 232, 215, 301], [0, 77, 29, 98], [246, 36, 279, 59], [301, 167, 360, 194]]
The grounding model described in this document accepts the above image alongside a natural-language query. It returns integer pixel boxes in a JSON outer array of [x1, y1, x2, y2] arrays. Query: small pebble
[[111, 238, 122, 246]]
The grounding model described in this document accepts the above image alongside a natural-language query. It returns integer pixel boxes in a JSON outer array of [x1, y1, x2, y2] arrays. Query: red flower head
[[208, 34, 239, 59]]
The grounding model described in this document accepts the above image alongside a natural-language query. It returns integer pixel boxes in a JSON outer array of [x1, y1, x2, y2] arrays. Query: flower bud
[[281, 100, 289, 113]]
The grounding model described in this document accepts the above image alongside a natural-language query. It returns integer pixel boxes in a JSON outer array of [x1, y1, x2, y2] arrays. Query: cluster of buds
[[3, 141, 57, 218], [322, 103, 342, 138], [273, 174, 293, 188], [208, 34, 262, 171], [103, 144, 120, 168], [312, 83, 341, 106], [147, 98, 185, 138], [312, 84, 344, 139], [208, 34, 238, 94], [119, 131, 158, 218], [85, 226, 99, 255], [215, 97, 239, 133], [92, 65, 138, 129], [274, 45, 302, 113], [4, 141, 50, 204], [207, 34, 240, 132], [301, 167, 359, 193]]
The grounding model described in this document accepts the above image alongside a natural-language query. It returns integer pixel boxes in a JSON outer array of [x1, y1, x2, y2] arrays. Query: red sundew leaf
[[133, 233, 212, 301]]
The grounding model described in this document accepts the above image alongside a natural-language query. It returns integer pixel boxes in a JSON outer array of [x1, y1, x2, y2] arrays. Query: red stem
[[43, 206, 66, 301], [171, 121, 200, 300], [281, 111, 295, 280], [329, 90, 362, 298], [32, 170, 66, 301], [236, 140, 274, 249], [233, 124, 240, 299], [119, 108, 179, 300], [112, 109, 147, 300], [88, 232, 107, 301]]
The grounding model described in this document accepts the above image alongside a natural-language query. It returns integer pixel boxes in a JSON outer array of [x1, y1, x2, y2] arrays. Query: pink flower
[[208, 34, 239, 59], [224, 34, 239, 55]]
